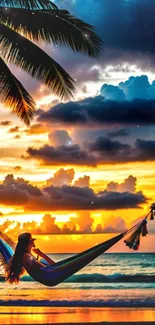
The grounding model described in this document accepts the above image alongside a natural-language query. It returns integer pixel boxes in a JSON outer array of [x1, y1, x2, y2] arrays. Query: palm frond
[[0, 57, 36, 126], [0, 0, 58, 10], [0, 23, 75, 100], [0, 8, 103, 57]]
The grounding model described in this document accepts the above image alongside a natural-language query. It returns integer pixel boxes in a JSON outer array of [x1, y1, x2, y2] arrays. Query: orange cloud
[[0, 121, 12, 126], [0, 212, 131, 236], [26, 123, 49, 135], [74, 175, 90, 187], [48, 130, 73, 147], [8, 126, 20, 133], [13, 166, 22, 171], [46, 168, 75, 187], [106, 175, 137, 193]]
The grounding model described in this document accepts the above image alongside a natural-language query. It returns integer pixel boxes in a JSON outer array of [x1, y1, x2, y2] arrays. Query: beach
[[1, 253, 155, 324]]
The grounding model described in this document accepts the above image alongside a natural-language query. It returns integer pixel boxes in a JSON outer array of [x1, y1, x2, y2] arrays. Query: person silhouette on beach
[[5, 232, 55, 284]]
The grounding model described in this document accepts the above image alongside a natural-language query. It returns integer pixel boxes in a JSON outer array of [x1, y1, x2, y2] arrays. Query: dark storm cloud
[[88, 137, 155, 164], [38, 95, 155, 126], [42, 185, 146, 210], [106, 128, 130, 138], [25, 144, 97, 166], [89, 137, 130, 154], [0, 174, 42, 206], [0, 173, 147, 211], [3, 174, 42, 196], [135, 139, 155, 160], [38, 100, 88, 124], [25, 137, 155, 166]]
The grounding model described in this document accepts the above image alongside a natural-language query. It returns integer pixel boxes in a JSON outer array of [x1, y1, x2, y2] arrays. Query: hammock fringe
[[124, 203, 155, 251]]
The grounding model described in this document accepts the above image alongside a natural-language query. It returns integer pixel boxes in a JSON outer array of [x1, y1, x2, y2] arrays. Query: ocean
[[1, 253, 155, 308]]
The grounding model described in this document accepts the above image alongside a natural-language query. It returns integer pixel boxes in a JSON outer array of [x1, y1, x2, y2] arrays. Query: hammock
[[0, 204, 154, 287]]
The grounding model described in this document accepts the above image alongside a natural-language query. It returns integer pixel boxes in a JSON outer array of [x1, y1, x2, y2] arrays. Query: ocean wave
[[0, 275, 34, 282], [92, 263, 119, 267], [62, 283, 155, 289], [64, 273, 155, 283], [0, 272, 155, 284], [140, 263, 155, 268]]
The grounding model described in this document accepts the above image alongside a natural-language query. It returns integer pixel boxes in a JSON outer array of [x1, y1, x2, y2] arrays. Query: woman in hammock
[[3, 212, 151, 286], [5, 232, 55, 284]]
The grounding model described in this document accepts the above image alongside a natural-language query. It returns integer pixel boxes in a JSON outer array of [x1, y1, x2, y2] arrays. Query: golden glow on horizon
[[30, 233, 155, 253], [0, 212, 77, 225], [52, 213, 77, 222]]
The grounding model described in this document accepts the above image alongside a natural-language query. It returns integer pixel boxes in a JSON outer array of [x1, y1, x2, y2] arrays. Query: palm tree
[[0, 0, 103, 126]]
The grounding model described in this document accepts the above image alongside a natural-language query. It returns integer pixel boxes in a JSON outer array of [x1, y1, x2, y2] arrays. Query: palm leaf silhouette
[[0, 0, 58, 10], [0, 22, 75, 100], [0, 57, 35, 126], [0, 8, 103, 57], [0, 3, 103, 125]]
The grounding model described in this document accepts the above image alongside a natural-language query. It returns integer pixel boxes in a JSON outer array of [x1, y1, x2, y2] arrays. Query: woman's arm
[[33, 248, 55, 265], [23, 253, 45, 271]]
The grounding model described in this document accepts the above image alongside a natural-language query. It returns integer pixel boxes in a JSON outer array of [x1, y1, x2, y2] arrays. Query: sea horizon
[[1, 253, 155, 309]]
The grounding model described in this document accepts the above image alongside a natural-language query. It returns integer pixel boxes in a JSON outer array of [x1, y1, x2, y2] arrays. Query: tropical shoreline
[[0, 307, 155, 324]]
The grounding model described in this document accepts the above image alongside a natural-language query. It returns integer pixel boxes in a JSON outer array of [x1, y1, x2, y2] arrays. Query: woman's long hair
[[5, 241, 28, 284]]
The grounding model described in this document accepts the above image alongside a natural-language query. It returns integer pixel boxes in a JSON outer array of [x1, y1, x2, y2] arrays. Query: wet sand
[[0, 307, 155, 324]]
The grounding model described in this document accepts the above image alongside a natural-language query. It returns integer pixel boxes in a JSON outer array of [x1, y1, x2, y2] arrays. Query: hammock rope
[[123, 204, 154, 251]]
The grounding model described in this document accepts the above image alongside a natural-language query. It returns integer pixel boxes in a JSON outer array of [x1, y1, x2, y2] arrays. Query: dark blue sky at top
[[52, 0, 155, 72], [15, 0, 155, 95], [21, 0, 155, 148], [21, 0, 155, 95]]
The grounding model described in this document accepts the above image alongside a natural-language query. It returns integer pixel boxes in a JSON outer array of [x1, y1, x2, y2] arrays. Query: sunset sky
[[0, 0, 155, 253]]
